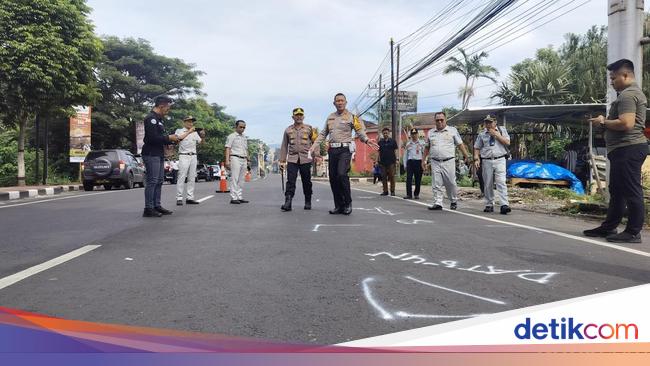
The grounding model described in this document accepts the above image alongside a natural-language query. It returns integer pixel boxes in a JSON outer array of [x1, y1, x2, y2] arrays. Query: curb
[[0, 185, 83, 201]]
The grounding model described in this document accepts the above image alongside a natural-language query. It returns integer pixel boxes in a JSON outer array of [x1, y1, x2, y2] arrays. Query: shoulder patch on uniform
[[353, 115, 362, 130], [151, 119, 157, 124]]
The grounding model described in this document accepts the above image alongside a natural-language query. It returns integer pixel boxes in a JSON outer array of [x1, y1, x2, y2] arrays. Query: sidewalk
[[0, 184, 83, 201]]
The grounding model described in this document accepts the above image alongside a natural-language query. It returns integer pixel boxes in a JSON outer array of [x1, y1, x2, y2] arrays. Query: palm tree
[[443, 48, 499, 109]]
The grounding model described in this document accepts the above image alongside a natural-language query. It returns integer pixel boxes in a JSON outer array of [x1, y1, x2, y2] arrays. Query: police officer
[[225, 120, 249, 204], [279, 107, 318, 211], [584, 59, 647, 243], [422, 111, 471, 210], [310, 93, 379, 215], [403, 128, 425, 200], [175, 116, 205, 206], [473, 114, 511, 214], [142, 95, 179, 217]]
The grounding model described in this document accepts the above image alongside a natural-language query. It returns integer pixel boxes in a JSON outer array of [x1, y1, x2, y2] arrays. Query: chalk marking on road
[[0, 245, 101, 290], [405, 275, 506, 305], [365, 251, 556, 284], [348, 185, 650, 258], [312, 224, 362, 232], [395, 311, 485, 319], [397, 219, 435, 225], [0, 190, 124, 209], [356, 207, 401, 216], [196, 195, 214, 203], [361, 277, 394, 320]]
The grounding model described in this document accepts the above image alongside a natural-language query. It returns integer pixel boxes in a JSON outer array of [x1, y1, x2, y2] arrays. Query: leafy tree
[[443, 48, 499, 109], [92, 37, 204, 151], [0, 0, 102, 185]]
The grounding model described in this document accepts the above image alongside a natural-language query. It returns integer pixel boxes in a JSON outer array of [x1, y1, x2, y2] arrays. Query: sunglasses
[[435, 119, 445, 122], [237, 126, 246, 129]]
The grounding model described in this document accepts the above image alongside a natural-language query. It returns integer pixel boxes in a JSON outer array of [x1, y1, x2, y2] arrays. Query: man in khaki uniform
[[310, 93, 379, 215], [225, 120, 249, 204], [279, 107, 318, 211]]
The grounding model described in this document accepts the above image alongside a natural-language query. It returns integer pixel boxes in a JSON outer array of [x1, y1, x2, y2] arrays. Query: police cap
[[154, 95, 174, 106]]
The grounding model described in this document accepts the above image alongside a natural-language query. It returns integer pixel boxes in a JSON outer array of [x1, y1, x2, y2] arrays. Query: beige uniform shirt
[[279, 123, 318, 164], [225, 132, 248, 158], [313, 110, 370, 146]]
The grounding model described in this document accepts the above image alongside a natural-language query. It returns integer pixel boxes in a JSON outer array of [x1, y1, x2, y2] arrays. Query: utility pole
[[390, 38, 397, 143], [396, 44, 402, 177], [43, 117, 48, 185]]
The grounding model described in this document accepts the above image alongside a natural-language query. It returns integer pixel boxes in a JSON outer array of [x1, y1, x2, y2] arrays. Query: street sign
[[69, 106, 91, 163], [386, 91, 418, 112]]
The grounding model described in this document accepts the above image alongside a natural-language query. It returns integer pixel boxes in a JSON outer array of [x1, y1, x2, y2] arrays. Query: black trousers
[[285, 161, 312, 198], [601, 143, 647, 235], [406, 159, 423, 197], [328, 147, 352, 208]]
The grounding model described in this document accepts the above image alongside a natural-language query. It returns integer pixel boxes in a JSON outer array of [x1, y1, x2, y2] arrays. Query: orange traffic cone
[[216, 162, 229, 193], [245, 170, 251, 182]]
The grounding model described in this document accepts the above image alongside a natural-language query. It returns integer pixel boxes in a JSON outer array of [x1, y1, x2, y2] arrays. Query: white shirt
[[175, 128, 202, 154], [225, 132, 248, 157], [426, 126, 463, 160], [474, 126, 510, 158]]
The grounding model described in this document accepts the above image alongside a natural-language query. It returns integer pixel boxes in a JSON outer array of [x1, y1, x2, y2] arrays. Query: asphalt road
[[1, 176, 649, 344]]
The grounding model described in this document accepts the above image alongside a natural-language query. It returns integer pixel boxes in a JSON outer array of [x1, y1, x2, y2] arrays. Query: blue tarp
[[507, 161, 585, 195]]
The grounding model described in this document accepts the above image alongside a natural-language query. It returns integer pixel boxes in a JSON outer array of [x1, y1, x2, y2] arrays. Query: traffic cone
[[245, 171, 251, 182], [216, 162, 229, 193]]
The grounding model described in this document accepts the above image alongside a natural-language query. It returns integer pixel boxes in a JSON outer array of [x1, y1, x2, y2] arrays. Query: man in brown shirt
[[584, 59, 648, 243], [310, 93, 379, 215], [279, 107, 318, 211]]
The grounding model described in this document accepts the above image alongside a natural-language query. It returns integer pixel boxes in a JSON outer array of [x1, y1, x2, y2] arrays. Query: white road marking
[[0, 245, 101, 290], [361, 277, 394, 320], [196, 195, 214, 203], [347, 185, 650, 258], [405, 275, 506, 305], [0, 190, 123, 209], [395, 311, 485, 319], [396, 219, 435, 225], [312, 224, 362, 232]]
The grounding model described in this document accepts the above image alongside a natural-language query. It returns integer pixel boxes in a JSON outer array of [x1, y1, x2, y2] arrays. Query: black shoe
[[342, 205, 352, 215], [500, 205, 511, 215], [329, 207, 342, 214], [380, 192, 388, 196], [428, 205, 443, 210], [606, 232, 641, 243], [450, 202, 457, 210], [403, 196, 413, 200], [390, 192, 395, 196], [176, 200, 183, 206], [154, 206, 173, 215], [143, 208, 162, 217], [414, 196, 419, 200], [281, 196, 292, 212], [230, 199, 241, 204], [304, 196, 311, 210], [238, 199, 249, 203], [186, 199, 200, 205], [583, 227, 617, 238], [483, 206, 494, 213]]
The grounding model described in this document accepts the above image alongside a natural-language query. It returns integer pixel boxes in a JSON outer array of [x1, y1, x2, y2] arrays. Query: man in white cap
[[175, 116, 205, 205], [473, 114, 511, 214]]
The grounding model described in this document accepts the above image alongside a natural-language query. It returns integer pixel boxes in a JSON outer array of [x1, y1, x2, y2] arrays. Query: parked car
[[209, 164, 221, 180], [164, 159, 178, 184], [82, 149, 145, 191], [196, 163, 212, 182]]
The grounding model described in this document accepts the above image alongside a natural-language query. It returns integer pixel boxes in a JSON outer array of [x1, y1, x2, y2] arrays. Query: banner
[[69, 106, 92, 163]]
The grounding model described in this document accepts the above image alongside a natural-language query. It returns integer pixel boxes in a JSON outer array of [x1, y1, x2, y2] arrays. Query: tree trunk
[[466, 77, 477, 109], [17, 114, 27, 187], [462, 77, 470, 109]]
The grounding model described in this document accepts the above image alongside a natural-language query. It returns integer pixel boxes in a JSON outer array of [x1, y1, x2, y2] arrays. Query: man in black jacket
[[142, 95, 179, 217]]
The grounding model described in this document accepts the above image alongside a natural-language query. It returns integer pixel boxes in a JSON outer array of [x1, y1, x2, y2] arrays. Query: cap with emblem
[[292, 107, 305, 116], [154, 95, 174, 106], [183, 116, 196, 122], [410, 128, 418, 134], [483, 114, 497, 123]]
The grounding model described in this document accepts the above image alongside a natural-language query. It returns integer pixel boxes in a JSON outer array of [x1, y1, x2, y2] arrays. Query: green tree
[[0, 0, 102, 186], [443, 48, 499, 109], [92, 37, 204, 151]]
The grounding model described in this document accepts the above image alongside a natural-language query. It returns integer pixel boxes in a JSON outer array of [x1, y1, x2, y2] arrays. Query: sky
[[85, 0, 647, 145]]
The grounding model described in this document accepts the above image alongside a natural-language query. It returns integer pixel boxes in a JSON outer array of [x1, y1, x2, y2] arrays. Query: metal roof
[[447, 104, 607, 125]]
